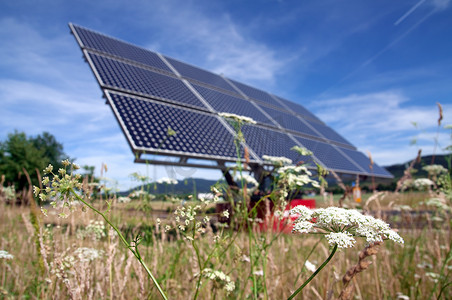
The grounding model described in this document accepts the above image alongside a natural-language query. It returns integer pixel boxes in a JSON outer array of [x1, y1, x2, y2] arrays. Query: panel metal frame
[[69, 23, 393, 179]]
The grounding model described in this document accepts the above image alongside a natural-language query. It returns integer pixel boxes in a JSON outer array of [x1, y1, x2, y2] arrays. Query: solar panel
[[164, 56, 239, 94], [274, 96, 323, 124], [256, 104, 322, 138], [70, 24, 172, 74], [305, 120, 354, 148], [192, 84, 274, 127], [70, 23, 392, 179], [336, 147, 393, 177], [88, 52, 208, 110], [228, 79, 283, 108], [293, 136, 363, 173], [241, 125, 312, 164], [106, 91, 244, 160]]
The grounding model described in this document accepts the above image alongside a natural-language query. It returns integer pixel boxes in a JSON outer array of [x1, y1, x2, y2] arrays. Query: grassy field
[[0, 189, 450, 299]]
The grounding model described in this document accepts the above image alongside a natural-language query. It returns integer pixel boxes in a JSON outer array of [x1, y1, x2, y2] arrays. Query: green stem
[[288, 244, 338, 300], [69, 188, 168, 300], [192, 237, 203, 300]]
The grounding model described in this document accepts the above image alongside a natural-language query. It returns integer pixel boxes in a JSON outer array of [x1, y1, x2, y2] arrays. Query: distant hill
[[383, 154, 450, 179], [123, 178, 221, 196], [120, 154, 450, 195]]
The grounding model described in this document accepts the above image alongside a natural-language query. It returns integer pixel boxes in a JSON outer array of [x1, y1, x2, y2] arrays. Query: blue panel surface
[[164, 56, 238, 94], [89, 53, 207, 109], [241, 125, 311, 164], [192, 84, 274, 126], [258, 105, 321, 138], [107, 91, 240, 158], [229, 79, 282, 107], [294, 136, 362, 173], [71, 24, 392, 178], [337, 147, 392, 177], [275, 96, 323, 123], [72, 24, 172, 73], [305, 120, 354, 147]]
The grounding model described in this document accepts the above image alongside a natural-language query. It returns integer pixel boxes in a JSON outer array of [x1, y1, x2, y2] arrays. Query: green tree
[[0, 131, 70, 190]]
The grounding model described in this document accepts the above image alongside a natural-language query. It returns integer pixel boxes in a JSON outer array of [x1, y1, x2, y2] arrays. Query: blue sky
[[1, 0, 451, 190]]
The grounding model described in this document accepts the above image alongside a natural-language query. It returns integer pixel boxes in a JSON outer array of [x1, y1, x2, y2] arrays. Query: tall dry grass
[[0, 189, 450, 299]]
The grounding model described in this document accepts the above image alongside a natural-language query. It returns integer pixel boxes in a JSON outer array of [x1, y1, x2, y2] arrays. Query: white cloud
[[431, 0, 451, 10], [137, 2, 285, 84], [310, 91, 451, 166]]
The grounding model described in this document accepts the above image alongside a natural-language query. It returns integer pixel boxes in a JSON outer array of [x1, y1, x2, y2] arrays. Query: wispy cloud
[[310, 91, 451, 165], [133, 1, 285, 85], [394, 0, 427, 26]]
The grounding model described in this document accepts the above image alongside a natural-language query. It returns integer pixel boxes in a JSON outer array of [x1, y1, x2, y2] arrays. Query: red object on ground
[[259, 199, 316, 233]]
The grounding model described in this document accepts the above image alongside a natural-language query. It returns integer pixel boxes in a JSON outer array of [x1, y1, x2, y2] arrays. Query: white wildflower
[[290, 206, 404, 247], [118, 196, 131, 203], [241, 255, 250, 262], [423, 164, 448, 176], [424, 198, 450, 211], [76, 220, 106, 241], [219, 112, 256, 124], [396, 292, 410, 300], [413, 178, 434, 190], [0, 250, 13, 260], [425, 272, 440, 282], [291, 145, 313, 156], [305, 260, 316, 272], [222, 210, 230, 218], [201, 268, 235, 293], [263, 155, 293, 166], [237, 174, 259, 188], [325, 232, 356, 248], [253, 270, 264, 276], [73, 247, 103, 262]]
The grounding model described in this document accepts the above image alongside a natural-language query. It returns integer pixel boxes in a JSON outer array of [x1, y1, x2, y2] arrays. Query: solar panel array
[[70, 23, 392, 178]]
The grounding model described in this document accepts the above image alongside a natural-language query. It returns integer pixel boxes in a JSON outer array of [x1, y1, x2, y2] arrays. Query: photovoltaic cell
[[164, 56, 238, 94], [107, 91, 241, 159], [257, 104, 321, 138], [88, 52, 207, 110], [294, 136, 363, 173], [275, 96, 323, 124], [229, 79, 283, 108], [192, 84, 274, 126], [71, 24, 172, 73], [337, 147, 393, 177], [241, 125, 311, 164], [305, 120, 354, 147]]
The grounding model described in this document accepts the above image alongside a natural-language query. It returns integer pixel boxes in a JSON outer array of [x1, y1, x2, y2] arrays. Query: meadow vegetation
[[0, 111, 451, 299]]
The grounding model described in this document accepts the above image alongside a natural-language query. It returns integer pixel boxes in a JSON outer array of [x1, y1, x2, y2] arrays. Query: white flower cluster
[[236, 174, 259, 189], [277, 165, 319, 189], [157, 177, 178, 185], [290, 206, 404, 248], [219, 112, 256, 124], [171, 204, 210, 233], [76, 220, 106, 241], [262, 155, 293, 166], [423, 164, 448, 176], [73, 247, 103, 262], [2, 186, 16, 202], [291, 145, 313, 156], [117, 196, 131, 203], [304, 260, 316, 272], [201, 268, 235, 293], [0, 250, 13, 260], [423, 197, 451, 212], [34, 161, 83, 218], [413, 178, 435, 190]]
